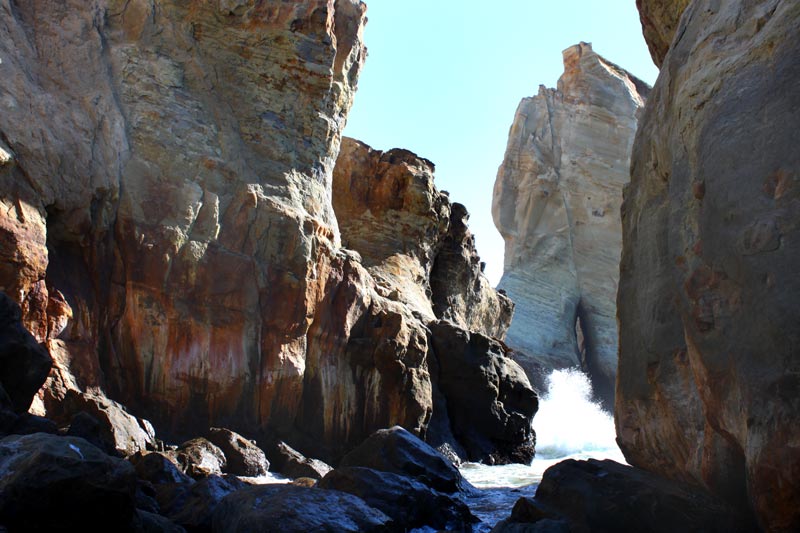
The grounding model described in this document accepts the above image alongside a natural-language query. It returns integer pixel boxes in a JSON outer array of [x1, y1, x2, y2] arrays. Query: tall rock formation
[[617, 0, 800, 530], [492, 43, 648, 406], [0, 1, 534, 464], [332, 138, 534, 463]]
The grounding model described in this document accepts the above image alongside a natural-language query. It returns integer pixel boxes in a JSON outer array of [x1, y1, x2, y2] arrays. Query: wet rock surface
[[617, 1, 800, 529]]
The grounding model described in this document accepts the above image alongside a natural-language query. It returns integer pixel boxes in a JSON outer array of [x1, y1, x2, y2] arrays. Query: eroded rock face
[[635, 0, 691, 67], [0, 0, 532, 467], [492, 43, 648, 406], [0, 0, 370, 443], [333, 137, 513, 338], [617, 1, 800, 530]]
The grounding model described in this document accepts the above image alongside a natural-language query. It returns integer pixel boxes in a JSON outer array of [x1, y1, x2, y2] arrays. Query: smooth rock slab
[[211, 484, 394, 533]]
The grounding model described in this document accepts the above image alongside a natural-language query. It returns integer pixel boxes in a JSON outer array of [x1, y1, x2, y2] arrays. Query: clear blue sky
[[343, 1, 659, 285]]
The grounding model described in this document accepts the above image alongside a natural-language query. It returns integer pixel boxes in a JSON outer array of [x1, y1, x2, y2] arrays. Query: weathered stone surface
[[492, 42, 648, 407], [0, 0, 532, 468], [0, 433, 138, 531], [431, 202, 514, 339], [174, 438, 226, 479], [262, 440, 331, 480], [207, 427, 269, 477], [212, 484, 394, 533], [429, 321, 537, 464], [0, 292, 51, 414], [129, 451, 194, 487], [0, 0, 368, 443], [635, 0, 691, 67], [318, 466, 477, 531], [338, 426, 471, 494], [617, 1, 800, 530], [333, 137, 513, 338], [60, 390, 154, 456], [532, 459, 755, 533], [157, 475, 242, 533]]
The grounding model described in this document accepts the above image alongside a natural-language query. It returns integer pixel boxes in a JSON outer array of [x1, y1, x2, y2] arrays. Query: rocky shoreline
[[0, 0, 798, 531]]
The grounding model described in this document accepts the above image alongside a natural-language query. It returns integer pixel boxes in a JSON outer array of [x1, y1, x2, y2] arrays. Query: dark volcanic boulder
[[339, 426, 470, 494], [0, 292, 51, 414], [429, 320, 537, 464], [263, 440, 331, 480], [175, 437, 226, 478], [318, 466, 477, 531], [157, 475, 242, 533], [534, 459, 756, 533], [207, 427, 269, 477], [129, 451, 194, 486], [0, 433, 137, 531], [212, 484, 393, 533]]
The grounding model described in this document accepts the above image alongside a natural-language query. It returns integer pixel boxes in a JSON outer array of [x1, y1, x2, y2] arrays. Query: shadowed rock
[[212, 484, 394, 533], [618, 1, 800, 529], [0, 433, 138, 531]]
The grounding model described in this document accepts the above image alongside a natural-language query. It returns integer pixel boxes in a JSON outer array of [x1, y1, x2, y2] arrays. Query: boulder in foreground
[[212, 484, 393, 533]]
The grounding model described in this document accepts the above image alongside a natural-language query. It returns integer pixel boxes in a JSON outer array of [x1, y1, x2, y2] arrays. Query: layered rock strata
[[618, 0, 800, 529], [492, 42, 648, 406], [0, 0, 533, 464]]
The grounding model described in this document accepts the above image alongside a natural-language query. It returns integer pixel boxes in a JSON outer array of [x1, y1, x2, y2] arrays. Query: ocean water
[[460, 368, 625, 530]]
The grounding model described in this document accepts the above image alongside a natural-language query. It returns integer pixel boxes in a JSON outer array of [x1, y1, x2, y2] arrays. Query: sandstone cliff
[[617, 0, 800, 529], [492, 43, 648, 406], [635, 0, 691, 67], [0, 0, 533, 464]]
